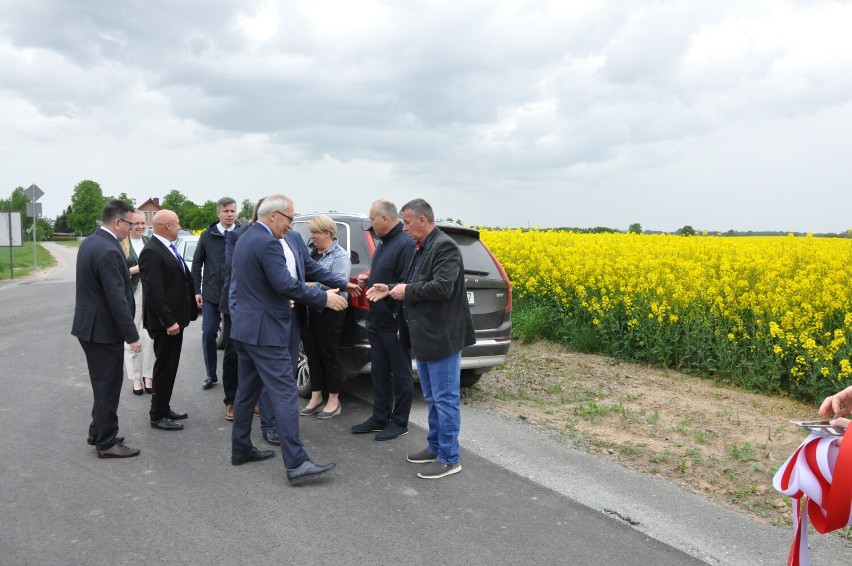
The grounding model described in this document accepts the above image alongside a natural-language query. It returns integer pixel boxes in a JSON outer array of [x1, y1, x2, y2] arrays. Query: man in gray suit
[[228, 194, 349, 482], [367, 198, 475, 479], [72, 200, 143, 458]]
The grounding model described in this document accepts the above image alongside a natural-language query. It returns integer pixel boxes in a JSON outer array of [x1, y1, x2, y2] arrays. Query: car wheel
[[215, 318, 225, 350], [460, 369, 482, 388], [296, 342, 311, 398]]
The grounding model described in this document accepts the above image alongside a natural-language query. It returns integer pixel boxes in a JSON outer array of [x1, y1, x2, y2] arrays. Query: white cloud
[[1, 0, 851, 232]]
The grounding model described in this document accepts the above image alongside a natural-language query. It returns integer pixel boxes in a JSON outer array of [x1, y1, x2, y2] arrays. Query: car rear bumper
[[345, 338, 511, 375]]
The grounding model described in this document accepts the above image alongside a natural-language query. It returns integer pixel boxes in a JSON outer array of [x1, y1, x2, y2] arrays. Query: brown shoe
[[225, 404, 234, 421], [253, 405, 260, 417], [97, 442, 140, 459]]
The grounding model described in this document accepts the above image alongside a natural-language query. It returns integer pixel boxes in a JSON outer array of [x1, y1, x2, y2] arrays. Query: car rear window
[[447, 233, 499, 279]]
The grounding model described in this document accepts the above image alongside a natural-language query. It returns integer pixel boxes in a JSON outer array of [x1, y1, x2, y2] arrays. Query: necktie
[[169, 243, 185, 274]]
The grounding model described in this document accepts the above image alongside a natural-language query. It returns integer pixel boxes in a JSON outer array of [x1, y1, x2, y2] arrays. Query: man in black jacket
[[72, 200, 142, 458], [351, 200, 415, 440], [367, 198, 475, 479], [140, 209, 199, 431], [191, 197, 239, 391]]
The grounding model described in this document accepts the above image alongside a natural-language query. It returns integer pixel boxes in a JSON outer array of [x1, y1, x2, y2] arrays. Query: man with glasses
[[140, 209, 199, 431], [228, 194, 358, 482], [72, 200, 143, 458]]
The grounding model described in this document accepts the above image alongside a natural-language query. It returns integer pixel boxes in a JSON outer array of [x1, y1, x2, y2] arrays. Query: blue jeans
[[201, 301, 222, 378], [416, 351, 462, 465]]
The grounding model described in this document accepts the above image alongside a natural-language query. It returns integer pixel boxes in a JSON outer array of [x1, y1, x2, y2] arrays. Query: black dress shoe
[[286, 460, 336, 482], [88, 435, 124, 446], [150, 418, 184, 431], [202, 376, 217, 390], [232, 447, 275, 466], [167, 409, 188, 420]]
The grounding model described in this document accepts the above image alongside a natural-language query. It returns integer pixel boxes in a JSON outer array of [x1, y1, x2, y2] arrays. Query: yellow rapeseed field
[[481, 230, 852, 402]]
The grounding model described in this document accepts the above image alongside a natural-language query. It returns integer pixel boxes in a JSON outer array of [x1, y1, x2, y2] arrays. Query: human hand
[[128, 340, 142, 353], [389, 283, 406, 301], [346, 282, 362, 297], [366, 283, 389, 302], [357, 273, 369, 288], [818, 385, 852, 420], [166, 323, 181, 336], [325, 290, 347, 311], [195, 294, 203, 309]]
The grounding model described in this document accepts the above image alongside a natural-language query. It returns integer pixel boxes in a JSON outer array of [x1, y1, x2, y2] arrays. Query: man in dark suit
[[72, 200, 143, 458], [228, 194, 350, 482], [139, 209, 199, 431], [367, 198, 475, 480]]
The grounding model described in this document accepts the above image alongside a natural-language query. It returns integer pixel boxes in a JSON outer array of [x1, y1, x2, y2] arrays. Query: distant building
[[136, 198, 161, 230]]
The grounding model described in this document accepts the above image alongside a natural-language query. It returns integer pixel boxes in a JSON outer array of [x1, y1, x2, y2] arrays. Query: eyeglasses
[[274, 210, 294, 224], [117, 218, 136, 226]]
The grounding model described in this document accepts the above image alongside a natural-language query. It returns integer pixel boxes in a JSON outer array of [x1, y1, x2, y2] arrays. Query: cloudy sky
[[2, 1, 851, 232]]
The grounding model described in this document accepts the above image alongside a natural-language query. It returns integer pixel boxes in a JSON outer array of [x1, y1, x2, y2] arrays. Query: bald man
[[139, 210, 199, 431]]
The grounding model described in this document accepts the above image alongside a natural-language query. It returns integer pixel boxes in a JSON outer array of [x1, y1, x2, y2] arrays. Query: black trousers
[[149, 329, 184, 421], [367, 327, 413, 427], [221, 314, 239, 405], [78, 339, 124, 451], [301, 308, 345, 394]]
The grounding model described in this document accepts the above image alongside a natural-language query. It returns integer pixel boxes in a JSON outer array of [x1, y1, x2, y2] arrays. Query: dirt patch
[[462, 340, 850, 539]]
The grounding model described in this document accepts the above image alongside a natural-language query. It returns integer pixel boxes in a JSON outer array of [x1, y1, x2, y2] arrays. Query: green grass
[[0, 243, 55, 280], [728, 442, 756, 462]]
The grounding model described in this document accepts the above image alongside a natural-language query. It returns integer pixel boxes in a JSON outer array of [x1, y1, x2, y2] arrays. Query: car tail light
[[484, 244, 512, 314], [348, 230, 377, 311]]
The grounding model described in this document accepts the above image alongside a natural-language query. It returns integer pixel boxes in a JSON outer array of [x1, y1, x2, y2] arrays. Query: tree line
[[4, 181, 851, 239], [1, 180, 256, 239]]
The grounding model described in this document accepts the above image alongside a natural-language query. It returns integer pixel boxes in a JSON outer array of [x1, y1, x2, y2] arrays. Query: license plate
[[467, 291, 474, 305]]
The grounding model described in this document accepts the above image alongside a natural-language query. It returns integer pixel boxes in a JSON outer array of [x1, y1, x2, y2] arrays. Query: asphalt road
[[1, 243, 849, 565]]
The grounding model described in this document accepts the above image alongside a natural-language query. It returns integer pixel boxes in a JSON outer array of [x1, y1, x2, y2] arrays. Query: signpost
[[1, 210, 24, 279], [25, 184, 43, 269]]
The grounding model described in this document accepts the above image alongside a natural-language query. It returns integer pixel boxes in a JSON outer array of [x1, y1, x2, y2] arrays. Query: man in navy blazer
[[72, 200, 142, 458], [228, 194, 352, 482]]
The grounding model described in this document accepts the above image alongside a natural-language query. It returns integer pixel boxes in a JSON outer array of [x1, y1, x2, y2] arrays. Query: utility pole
[[25, 184, 44, 268]]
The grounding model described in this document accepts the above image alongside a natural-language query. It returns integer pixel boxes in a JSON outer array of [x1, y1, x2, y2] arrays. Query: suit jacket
[[401, 228, 475, 362], [139, 235, 198, 335], [229, 223, 339, 347], [71, 229, 140, 344], [220, 224, 250, 316], [283, 229, 349, 328]]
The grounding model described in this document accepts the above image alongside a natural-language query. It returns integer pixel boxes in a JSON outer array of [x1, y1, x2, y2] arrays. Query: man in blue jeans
[[367, 198, 475, 479]]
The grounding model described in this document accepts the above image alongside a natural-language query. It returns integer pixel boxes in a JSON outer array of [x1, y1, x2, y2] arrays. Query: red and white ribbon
[[772, 429, 852, 566]]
